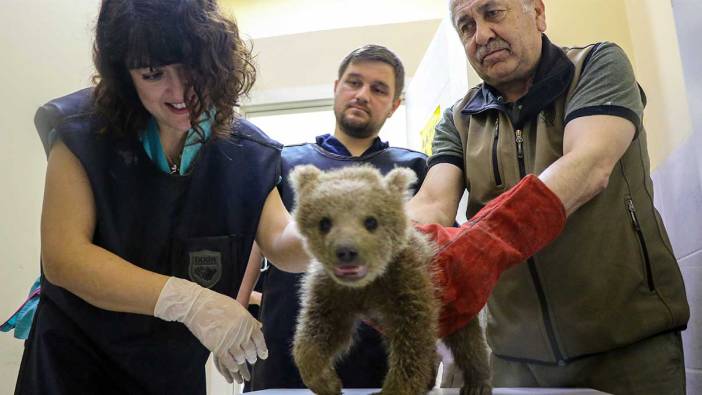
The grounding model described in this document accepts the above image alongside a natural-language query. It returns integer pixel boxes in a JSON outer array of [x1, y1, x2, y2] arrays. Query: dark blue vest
[[17, 93, 281, 394], [251, 142, 427, 390]]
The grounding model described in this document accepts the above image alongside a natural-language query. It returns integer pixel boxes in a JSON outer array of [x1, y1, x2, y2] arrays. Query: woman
[[15, 0, 307, 393]]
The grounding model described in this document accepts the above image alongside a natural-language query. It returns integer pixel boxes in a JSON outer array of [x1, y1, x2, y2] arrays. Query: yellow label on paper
[[420, 105, 441, 156]]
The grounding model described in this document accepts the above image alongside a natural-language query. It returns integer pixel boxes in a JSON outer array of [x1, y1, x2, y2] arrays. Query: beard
[[336, 108, 379, 139]]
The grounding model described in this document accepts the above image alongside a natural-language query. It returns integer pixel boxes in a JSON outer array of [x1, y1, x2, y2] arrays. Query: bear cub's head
[[291, 165, 416, 288]]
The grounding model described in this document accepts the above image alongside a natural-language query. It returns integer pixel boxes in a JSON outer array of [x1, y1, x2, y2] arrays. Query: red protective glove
[[416, 174, 566, 338]]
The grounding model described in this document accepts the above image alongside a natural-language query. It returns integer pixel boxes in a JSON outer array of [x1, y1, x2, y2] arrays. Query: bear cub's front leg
[[293, 272, 355, 395], [293, 338, 343, 395], [293, 284, 356, 395], [443, 317, 492, 395]]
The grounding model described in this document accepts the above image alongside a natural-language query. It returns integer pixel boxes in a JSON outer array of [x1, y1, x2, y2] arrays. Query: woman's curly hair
[[92, 0, 256, 138]]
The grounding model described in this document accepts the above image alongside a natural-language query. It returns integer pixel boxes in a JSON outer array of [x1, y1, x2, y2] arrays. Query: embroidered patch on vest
[[188, 250, 222, 288]]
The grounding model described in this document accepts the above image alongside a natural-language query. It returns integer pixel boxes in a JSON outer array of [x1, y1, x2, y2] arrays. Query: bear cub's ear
[[384, 167, 417, 196], [290, 165, 322, 194]]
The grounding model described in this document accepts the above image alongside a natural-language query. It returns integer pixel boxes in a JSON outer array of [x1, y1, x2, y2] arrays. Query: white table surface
[[247, 388, 609, 394]]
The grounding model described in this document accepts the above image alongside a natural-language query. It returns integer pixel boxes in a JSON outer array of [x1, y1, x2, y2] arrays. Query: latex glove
[[154, 277, 268, 383]]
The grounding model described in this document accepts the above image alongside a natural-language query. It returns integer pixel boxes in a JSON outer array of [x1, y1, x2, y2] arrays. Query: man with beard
[[248, 44, 429, 390], [407, 0, 689, 394]]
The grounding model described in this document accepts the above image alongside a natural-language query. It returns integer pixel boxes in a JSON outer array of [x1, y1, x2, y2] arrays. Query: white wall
[[657, 1, 702, 392], [221, 0, 446, 39], [404, 17, 472, 224], [404, 17, 471, 151], [623, 0, 693, 168], [0, 1, 99, 393], [244, 20, 441, 106]]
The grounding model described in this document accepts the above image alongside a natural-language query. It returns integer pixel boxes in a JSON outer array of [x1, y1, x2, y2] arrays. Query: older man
[[408, 0, 689, 394]]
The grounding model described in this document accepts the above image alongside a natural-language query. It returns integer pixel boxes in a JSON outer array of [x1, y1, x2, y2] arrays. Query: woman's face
[[128, 64, 194, 135]]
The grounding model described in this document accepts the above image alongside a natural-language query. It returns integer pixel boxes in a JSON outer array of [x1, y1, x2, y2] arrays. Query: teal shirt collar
[[141, 112, 214, 175]]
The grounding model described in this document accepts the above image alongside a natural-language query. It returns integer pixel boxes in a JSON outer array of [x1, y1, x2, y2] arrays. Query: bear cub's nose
[[335, 246, 359, 263]]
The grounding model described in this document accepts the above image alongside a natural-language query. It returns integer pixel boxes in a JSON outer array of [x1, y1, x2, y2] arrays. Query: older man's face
[[452, 0, 546, 92]]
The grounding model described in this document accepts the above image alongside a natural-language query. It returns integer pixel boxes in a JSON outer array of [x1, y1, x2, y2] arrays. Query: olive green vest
[[453, 44, 689, 364]]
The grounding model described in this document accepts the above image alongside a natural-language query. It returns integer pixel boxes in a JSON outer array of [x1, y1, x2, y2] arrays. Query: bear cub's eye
[[364, 216, 378, 232], [319, 217, 332, 234]]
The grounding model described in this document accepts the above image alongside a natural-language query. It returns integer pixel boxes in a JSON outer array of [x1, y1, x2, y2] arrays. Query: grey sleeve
[[565, 42, 645, 135], [428, 105, 465, 169]]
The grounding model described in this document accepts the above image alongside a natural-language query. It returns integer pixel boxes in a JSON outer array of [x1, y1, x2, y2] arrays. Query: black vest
[[251, 142, 427, 390], [17, 92, 281, 394]]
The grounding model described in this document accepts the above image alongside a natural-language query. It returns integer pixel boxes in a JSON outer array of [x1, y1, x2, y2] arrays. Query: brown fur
[[291, 165, 491, 395]]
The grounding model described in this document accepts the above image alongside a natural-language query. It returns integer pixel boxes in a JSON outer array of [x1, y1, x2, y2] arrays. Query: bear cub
[[290, 165, 490, 395]]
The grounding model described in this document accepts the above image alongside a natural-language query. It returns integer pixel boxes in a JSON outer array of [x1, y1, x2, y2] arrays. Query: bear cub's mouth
[[333, 264, 369, 281]]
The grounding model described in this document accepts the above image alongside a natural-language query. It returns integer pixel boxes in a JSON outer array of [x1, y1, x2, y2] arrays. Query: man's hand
[[407, 163, 464, 226], [154, 277, 268, 383]]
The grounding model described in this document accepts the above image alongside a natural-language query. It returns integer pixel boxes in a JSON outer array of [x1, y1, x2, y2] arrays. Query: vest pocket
[[626, 198, 655, 292], [171, 235, 241, 295], [491, 123, 503, 187]]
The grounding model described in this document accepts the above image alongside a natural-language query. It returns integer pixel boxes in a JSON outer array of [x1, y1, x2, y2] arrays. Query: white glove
[[154, 277, 268, 383]]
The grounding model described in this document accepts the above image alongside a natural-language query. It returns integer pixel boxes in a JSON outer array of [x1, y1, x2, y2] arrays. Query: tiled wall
[[654, 1, 702, 393], [652, 129, 702, 394]]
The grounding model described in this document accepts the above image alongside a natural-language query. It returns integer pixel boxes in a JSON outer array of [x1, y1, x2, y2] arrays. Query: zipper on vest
[[527, 258, 565, 364], [492, 123, 503, 186], [514, 131, 565, 365], [515, 129, 526, 176], [627, 198, 655, 291]]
